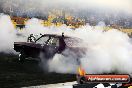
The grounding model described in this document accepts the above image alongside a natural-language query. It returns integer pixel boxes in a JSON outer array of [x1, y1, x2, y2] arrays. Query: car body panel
[[14, 33, 85, 61]]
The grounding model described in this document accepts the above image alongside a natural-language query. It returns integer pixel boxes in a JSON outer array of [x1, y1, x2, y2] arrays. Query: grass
[[0, 53, 76, 88]]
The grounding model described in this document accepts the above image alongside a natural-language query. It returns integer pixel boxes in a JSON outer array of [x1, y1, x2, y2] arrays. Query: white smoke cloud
[[47, 27, 132, 75], [0, 14, 16, 53], [0, 14, 132, 75], [97, 21, 106, 27], [47, 49, 80, 74], [76, 28, 132, 74]]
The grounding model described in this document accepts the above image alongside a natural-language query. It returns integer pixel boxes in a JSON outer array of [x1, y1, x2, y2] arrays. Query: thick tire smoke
[[0, 14, 16, 53], [0, 14, 132, 75]]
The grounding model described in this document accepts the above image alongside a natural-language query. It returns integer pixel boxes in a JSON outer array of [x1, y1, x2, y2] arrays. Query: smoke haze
[[0, 13, 132, 75], [0, 14, 16, 53], [0, 0, 132, 16], [48, 27, 132, 75]]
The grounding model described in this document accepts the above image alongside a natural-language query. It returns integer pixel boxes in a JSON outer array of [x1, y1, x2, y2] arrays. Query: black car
[[14, 33, 85, 62]]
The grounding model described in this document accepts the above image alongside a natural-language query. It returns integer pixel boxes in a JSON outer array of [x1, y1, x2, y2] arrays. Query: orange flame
[[78, 66, 86, 76]]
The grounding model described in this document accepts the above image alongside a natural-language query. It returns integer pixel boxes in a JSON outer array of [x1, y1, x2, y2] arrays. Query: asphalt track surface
[[0, 53, 132, 88], [0, 53, 75, 88], [21, 81, 127, 88]]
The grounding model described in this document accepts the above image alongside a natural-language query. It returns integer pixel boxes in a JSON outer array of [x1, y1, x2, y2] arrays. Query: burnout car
[[14, 33, 85, 62]]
